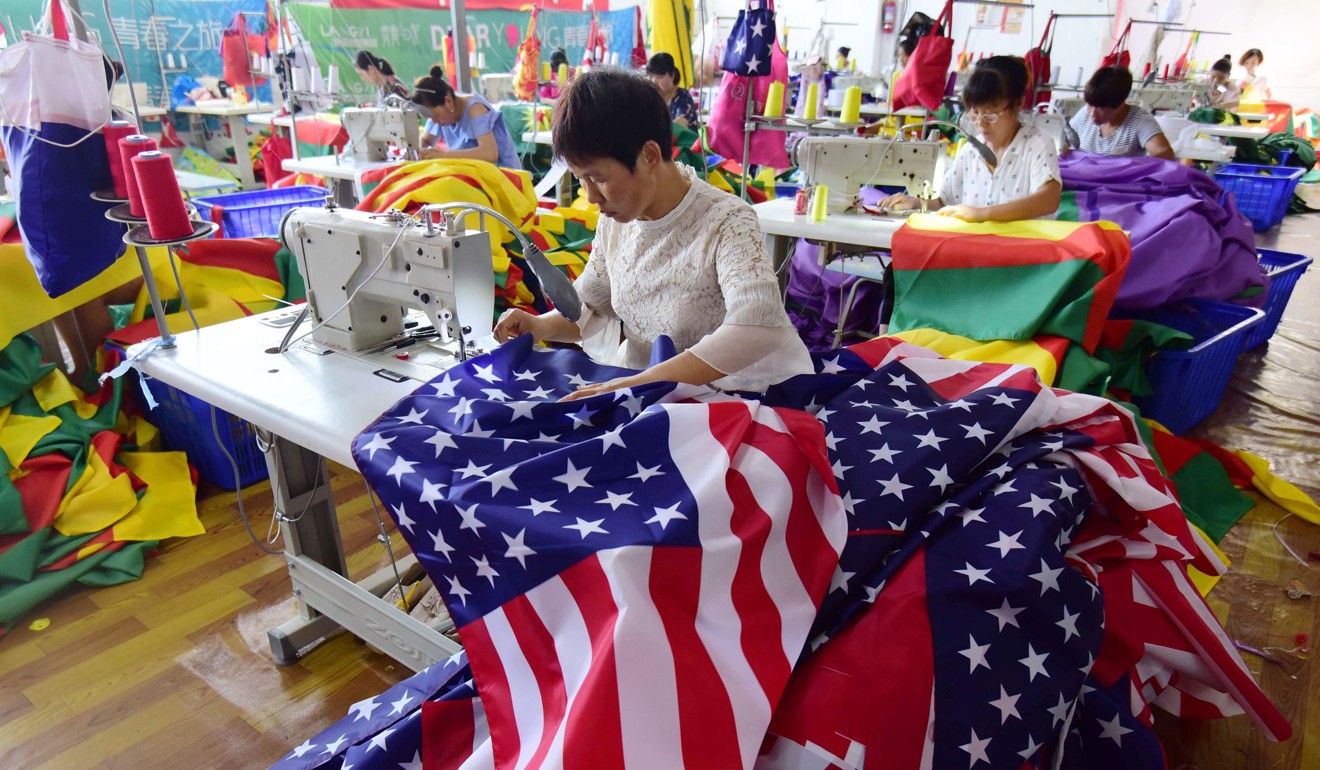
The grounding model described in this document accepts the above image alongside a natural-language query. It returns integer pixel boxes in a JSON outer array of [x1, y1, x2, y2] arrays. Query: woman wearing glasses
[[878, 56, 1061, 222]]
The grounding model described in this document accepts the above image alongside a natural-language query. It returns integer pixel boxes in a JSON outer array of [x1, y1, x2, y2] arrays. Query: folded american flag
[[272, 336, 1287, 770]]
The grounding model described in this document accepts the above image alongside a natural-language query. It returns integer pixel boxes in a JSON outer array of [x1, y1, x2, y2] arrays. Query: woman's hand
[[560, 375, 645, 402], [419, 147, 446, 161], [493, 309, 542, 343], [936, 203, 987, 222], [878, 192, 920, 210]]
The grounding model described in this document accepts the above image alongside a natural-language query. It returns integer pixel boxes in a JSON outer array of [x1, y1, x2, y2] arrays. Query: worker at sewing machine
[[409, 65, 520, 169], [1070, 66, 1175, 160], [879, 57, 1062, 222], [492, 68, 812, 399], [354, 50, 408, 101]]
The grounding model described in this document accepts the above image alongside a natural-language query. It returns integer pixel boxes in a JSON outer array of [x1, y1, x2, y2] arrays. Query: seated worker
[[1205, 55, 1241, 111], [645, 52, 699, 129], [354, 50, 408, 100], [539, 49, 573, 100], [878, 59, 1062, 223], [411, 65, 520, 169], [492, 68, 812, 398], [1070, 66, 1175, 160]]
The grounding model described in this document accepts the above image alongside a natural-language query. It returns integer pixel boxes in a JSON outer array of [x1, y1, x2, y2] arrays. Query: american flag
[[274, 336, 1288, 770], [348, 334, 847, 770]]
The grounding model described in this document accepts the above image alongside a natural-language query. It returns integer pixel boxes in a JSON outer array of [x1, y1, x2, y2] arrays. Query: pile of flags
[[271, 332, 1289, 769]]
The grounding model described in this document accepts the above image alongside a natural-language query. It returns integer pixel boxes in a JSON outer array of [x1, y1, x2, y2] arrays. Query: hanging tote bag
[[0, 0, 126, 298], [1023, 13, 1056, 107], [220, 12, 267, 88], [891, 0, 954, 111], [1101, 20, 1133, 69], [720, 0, 776, 75], [511, 8, 541, 102], [707, 0, 790, 168]]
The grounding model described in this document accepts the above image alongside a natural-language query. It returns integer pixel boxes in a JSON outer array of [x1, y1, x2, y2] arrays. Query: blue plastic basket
[[1246, 249, 1314, 349], [1214, 163, 1305, 231], [1133, 299, 1264, 434], [139, 375, 268, 490], [191, 185, 327, 239]]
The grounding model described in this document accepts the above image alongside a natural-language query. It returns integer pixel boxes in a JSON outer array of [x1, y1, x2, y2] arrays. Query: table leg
[[264, 435, 460, 670], [227, 114, 257, 190]]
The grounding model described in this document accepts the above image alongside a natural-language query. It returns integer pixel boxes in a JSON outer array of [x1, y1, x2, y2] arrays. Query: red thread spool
[[1162, 64, 1170, 80], [1142, 62, 1152, 78], [118, 134, 157, 218], [103, 121, 136, 198], [132, 151, 194, 241]]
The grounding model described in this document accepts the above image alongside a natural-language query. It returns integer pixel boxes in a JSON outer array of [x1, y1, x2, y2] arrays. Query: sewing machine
[[793, 135, 944, 214], [341, 107, 421, 162], [281, 205, 494, 381]]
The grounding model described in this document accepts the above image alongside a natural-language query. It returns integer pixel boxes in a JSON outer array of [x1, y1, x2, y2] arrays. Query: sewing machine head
[[281, 206, 494, 374], [341, 107, 421, 162], [793, 135, 943, 213]]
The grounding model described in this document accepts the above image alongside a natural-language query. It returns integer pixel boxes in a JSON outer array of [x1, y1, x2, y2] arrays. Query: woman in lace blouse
[[493, 68, 812, 399]]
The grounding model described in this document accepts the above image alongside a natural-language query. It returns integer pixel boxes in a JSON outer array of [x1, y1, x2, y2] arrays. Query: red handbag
[[892, 0, 954, 111], [220, 13, 267, 88], [1100, 20, 1132, 69], [1023, 13, 1056, 107]]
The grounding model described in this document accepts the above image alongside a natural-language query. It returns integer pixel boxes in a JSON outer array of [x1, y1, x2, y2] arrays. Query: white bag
[[0, 3, 109, 140]]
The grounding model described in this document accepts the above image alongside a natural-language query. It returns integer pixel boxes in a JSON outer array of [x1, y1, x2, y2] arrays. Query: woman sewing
[[493, 68, 812, 399], [878, 57, 1062, 222], [1069, 66, 1175, 160], [1206, 55, 1241, 111], [645, 53, 699, 129], [353, 50, 408, 100], [1239, 48, 1272, 102], [410, 66, 520, 169]]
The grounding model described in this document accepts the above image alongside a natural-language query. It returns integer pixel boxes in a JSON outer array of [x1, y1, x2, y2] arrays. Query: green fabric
[[1189, 107, 1239, 126], [1055, 345, 1111, 397], [1260, 133, 1317, 168], [0, 539, 156, 634], [890, 260, 1109, 347], [0, 528, 51, 583], [1173, 452, 1256, 542], [273, 247, 308, 303], [1094, 320, 1193, 398], [0, 448, 25, 537], [0, 335, 56, 409]]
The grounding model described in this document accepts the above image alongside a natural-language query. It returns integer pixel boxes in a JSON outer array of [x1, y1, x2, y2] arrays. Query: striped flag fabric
[[348, 334, 847, 769]]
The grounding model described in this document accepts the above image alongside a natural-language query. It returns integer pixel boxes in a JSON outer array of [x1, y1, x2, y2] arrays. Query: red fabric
[[1023, 14, 1055, 107], [260, 134, 294, 186], [221, 13, 267, 88], [1100, 20, 1132, 69], [0, 455, 74, 553], [511, 9, 541, 102], [892, 0, 954, 111], [422, 700, 482, 769], [631, 6, 648, 68], [706, 37, 791, 168]]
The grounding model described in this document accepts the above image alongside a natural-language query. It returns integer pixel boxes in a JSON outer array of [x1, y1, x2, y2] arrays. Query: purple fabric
[[785, 239, 887, 351], [1058, 153, 1267, 311]]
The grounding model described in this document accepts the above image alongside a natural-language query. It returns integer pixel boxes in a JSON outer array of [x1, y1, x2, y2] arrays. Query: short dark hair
[[550, 48, 569, 70], [962, 68, 1014, 110], [837, 46, 852, 57], [1083, 66, 1133, 109], [553, 67, 673, 170], [973, 55, 1029, 109], [411, 65, 454, 109], [354, 50, 394, 77], [1212, 55, 1232, 75], [898, 37, 918, 58], [645, 52, 679, 78], [1239, 48, 1263, 66]]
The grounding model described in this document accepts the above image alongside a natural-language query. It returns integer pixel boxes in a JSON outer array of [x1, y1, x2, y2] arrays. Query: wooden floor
[[2, 218, 1319, 769]]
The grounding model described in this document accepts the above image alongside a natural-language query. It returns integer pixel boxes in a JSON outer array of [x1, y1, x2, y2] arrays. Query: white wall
[[697, 0, 1319, 114]]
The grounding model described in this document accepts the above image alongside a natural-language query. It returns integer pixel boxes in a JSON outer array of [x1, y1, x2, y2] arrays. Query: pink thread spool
[[118, 134, 158, 218], [103, 121, 136, 198]]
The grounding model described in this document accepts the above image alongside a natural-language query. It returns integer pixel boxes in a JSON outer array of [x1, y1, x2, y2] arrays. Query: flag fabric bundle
[[1056, 153, 1267, 311], [0, 335, 203, 636], [274, 333, 1287, 769]]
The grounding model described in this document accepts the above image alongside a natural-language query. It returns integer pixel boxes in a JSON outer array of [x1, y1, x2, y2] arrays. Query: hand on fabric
[[419, 147, 447, 161], [560, 375, 645, 402], [936, 203, 987, 221], [493, 309, 542, 343], [878, 193, 920, 210]]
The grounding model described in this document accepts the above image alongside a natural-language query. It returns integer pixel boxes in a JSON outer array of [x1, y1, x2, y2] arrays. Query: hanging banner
[[3, 0, 269, 108], [287, 3, 637, 102], [331, 0, 611, 10]]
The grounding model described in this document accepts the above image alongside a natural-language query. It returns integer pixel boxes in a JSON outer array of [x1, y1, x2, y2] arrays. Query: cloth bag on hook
[[891, 0, 954, 111], [1024, 13, 1056, 106], [707, 0, 790, 168], [720, 0, 776, 75], [1101, 20, 1133, 69], [511, 8, 541, 102], [220, 12, 267, 88], [0, 0, 125, 298]]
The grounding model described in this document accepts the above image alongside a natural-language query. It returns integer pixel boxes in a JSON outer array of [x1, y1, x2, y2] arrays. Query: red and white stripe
[[460, 401, 846, 770]]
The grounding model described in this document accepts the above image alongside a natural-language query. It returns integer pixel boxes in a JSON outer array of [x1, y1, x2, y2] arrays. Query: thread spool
[[166, 52, 175, 69], [179, 54, 188, 69], [810, 185, 829, 222], [840, 86, 862, 124], [327, 64, 340, 94], [1142, 62, 1152, 78], [1049, 65, 1060, 85], [765, 81, 784, 117], [557, 63, 568, 84], [804, 83, 819, 120], [1162, 64, 1170, 80], [292, 66, 308, 93], [103, 120, 135, 198], [542, 62, 552, 81], [118, 134, 158, 218], [133, 151, 194, 241]]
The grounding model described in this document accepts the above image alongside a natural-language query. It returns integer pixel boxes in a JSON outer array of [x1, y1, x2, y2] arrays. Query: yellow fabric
[[0, 407, 62, 468], [1188, 524, 1229, 596], [0, 244, 171, 350], [53, 450, 138, 536], [647, 0, 695, 88], [117, 415, 163, 453], [902, 213, 1124, 240], [113, 452, 204, 541], [892, 329, 1059, 386], [32, 369, 98, 420], [1236, 449, 1320, 526], [126, 251, 285, 330]]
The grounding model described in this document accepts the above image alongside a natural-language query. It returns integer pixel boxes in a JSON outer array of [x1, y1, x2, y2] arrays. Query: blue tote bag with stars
[[720, 0, 778, 75]]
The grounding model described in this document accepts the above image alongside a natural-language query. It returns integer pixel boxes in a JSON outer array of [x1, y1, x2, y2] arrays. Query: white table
[[1195, 123, 1270, 141], [521, 131, 573, 206], [1236, 111, 1268, 122], [174, 101, 274, 190], [130, 308, 461, 671], [282, 155, 405, 206], [175, 169, 240, 194]]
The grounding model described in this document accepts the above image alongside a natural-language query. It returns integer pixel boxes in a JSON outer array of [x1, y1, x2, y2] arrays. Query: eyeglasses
[[965, 107, 1010, 124]]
